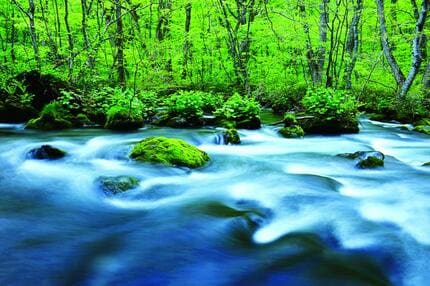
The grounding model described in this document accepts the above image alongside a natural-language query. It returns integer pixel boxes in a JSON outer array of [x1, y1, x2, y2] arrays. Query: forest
[[0, 0, 429, 285]]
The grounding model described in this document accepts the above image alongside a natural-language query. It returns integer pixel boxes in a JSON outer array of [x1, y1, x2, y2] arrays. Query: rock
[[300, 117, 359, 135], [338, 151, 384, 169], [223, 128, 241, 144], [130, 136, 210, 168], [26, 102, 73, 130], [236, 117, 261, 130], [27, 145, 66, 160], [283, 112, 298, 126], [104, 106, 144, 130], [423, 162, 430, 167], [279, 126, 304, 138], [97, 176, 140, 195], [414, 125, 430, 135], [14, 70, 79, 110]]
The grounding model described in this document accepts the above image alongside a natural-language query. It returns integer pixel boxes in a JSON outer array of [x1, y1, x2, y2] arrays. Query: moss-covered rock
[[279, 126, 304, 138], [223, 128, 241, 144], [97, 175, 140, 195], [414, 125, 430, 135], [422, 162, 430, 167], [26, 102, 73, 130], [130, 136, 210, 168], [338, 151, 384, 169], [283, 112, 298, 126], [27, 145, 66, 160], [357, 156, 384, 169], [104, 106, 144, 130]]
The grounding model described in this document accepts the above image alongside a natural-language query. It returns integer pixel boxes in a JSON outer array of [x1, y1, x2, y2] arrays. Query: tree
[[376, 0, 429, 99]]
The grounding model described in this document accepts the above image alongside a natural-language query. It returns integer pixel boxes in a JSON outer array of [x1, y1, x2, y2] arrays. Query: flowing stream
[[1, 118, 430, 286]]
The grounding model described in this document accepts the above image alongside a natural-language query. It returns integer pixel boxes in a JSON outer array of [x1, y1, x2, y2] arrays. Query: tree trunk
[[182, 2, 192, 79], [345, 0, 363, 90], [316, 0, 328, 85], [28, 0, 41, 69], [81, 0, 93, 67], [375, 0, 405, 87], [398, 0, 428, 99], [115, 0, 125, 86], [64, 0, 74, 76]]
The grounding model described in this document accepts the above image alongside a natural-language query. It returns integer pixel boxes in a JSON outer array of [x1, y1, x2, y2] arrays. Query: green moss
[[279, 125, 304, 138], [130, 136, 210, 168], [97, 176, 140, 195], [26, 102, 73, 130], [104, 105, 144, 130], [356, 156, 384, 169], [223, 128, 241, 144], [283, 112, 298, 126], [414, 125, 430, 135]]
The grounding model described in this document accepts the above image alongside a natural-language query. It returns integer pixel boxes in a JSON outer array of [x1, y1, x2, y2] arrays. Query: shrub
[[301, 88, 358, 134], [215, 93, 261, 129]]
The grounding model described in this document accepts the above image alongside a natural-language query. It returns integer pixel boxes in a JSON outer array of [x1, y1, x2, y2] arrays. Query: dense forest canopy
[[0, 0, 429, 125]]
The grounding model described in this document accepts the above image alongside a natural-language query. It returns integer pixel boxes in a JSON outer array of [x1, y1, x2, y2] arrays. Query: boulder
[[279, 126, 304, 138], [104, 106, 144, 130], [223, 128, 241, 145], [130, 136, 210, 168], [27, 145, 66, 160], [338, 151, 384, 169], [97, 176, 140, 195], [26, 102, 73, 130], [300, 117, 359, 135]]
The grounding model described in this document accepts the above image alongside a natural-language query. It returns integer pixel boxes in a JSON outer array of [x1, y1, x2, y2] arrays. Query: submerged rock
[[223, 128, 241, 145], [423, 162, 430, 167], [338, 151, 384, 169], [130, 136, 210, 168], [97, 176, 140, 195], [27, 145, 66, 160]]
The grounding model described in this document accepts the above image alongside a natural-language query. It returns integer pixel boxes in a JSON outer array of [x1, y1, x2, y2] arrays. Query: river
[[0, 118, 429, 285]]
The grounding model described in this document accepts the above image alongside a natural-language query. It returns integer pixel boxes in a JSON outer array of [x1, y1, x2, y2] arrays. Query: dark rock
[[338, 151, 384, 169], [97, 176, 140, 195], [14, 70, 79, 110], [236, 117, 261, 130], [300, 117, 359, 135], [27, 145, 66, 160]]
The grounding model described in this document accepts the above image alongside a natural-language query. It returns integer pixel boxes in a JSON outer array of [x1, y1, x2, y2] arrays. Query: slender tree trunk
[[81, 0, 93, 67], [423, 61, 430, 88], [64, 0, 74, 76], [398, 0, 428, 98], [317, 0, 328, 85], [376, 0, 405, 87], [115, 0, 125, 86], [345, 0, 363, 90], [53, 0, 62, 49], [182, 2, 192, 80]]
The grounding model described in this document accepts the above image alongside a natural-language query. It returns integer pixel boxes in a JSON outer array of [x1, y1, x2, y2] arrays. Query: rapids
[[0, 118, 429, 285]]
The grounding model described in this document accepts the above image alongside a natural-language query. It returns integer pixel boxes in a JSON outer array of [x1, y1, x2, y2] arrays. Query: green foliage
[[301, 88, 359, 134], [215, 93, 261, 129], [130, 136, 210, 168], [164, 91, 205, 122], [302, 88, 358, 121]]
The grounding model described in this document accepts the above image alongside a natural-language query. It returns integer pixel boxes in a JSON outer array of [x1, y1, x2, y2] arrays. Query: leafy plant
[[215, 93, 261, 128], [302, 88, 358, 121]]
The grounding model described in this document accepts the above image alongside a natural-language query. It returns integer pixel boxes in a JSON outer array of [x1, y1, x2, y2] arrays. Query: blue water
[[0, 119, 430, 285]]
